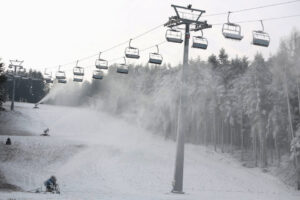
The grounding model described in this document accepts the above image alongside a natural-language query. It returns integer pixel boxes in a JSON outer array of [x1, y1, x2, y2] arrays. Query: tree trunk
[[221, 118, 224, 153], [297, 78, 300, 116], [241, 110, 244, 161], [284, 65, 294, 140]]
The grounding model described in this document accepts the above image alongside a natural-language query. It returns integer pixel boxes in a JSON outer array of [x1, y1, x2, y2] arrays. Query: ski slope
[[0, 102, 299, 200]]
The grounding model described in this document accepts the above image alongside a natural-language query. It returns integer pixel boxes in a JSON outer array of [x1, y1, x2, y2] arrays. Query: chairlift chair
[[222, 12, 243, 41], [92, 70, 104, 80], [55, 66, 66, 80], [44, 69, 53, 83], [117, 57, 129, 74], [125, 39, 140, 59], [192, 30, 208, 49], [149, 45, 163, 65], [73, 60, 84, 76], [165, 29, 183, 43], [95, 52, 108, 69], [252, 20, 270, 47]]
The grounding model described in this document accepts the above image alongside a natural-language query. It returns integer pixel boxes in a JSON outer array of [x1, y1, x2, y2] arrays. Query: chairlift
[[117, 57, 129, 74], [44, 69, 53, 83], [55, 66, 66, 80], [165, 29, 183, 43], [73, 60, 84, 76], [93, 70, 104, 80], [252, 20, 270, 47], [95, 52, 108, 69], [149, 45, 163, 65], [192, 30, 208, 49], [125, 39, 140, 59], [222, 12, 243, 41]]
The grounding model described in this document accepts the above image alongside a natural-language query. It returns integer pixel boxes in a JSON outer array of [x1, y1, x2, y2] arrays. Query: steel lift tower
[[164, 4, 212, 194]]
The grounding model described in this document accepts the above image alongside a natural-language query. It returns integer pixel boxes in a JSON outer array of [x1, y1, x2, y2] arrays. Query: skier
[[44, 176, 59, 193], [5, 138, 11, 145], [291, 133, 300, 190]]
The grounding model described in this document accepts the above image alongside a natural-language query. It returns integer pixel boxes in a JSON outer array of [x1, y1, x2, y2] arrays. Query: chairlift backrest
[[166, 29, 183, 43]]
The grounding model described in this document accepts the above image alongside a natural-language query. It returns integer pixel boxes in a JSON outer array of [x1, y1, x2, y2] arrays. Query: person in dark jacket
[[5, 138, 11, 145], [44, 176, 59, 193]]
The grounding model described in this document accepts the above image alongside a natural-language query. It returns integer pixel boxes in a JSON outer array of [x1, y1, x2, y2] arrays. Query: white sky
[[1, 0, 300, 75]]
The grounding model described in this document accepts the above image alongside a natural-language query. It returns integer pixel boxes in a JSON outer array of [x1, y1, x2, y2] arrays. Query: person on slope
[[41, 128, 50, 136], [291, 132, 300, 190], [44, 176, 59, 193], [5, 138, 11, 145]]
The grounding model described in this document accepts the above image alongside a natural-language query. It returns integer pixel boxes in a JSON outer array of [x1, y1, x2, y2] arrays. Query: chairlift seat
[[222, 23, 243, 40], [95, 59, 108, 69], [125, 47, 140, 59], [252, 31, 270, 47], [117, 64, 129, 74], [149, 53, 163, 65], [192, 36, 208, 49]]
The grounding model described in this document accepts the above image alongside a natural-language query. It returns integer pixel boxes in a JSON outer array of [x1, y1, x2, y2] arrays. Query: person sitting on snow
[[44, 176, 59, 193], [5, 138, 11, 145]]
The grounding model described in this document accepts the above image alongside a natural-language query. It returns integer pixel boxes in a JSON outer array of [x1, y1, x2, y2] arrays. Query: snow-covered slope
[[0, 102, 299, 200]]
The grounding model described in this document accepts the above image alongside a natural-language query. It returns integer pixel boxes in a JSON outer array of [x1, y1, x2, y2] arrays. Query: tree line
[[0, 66, 48, 107], [32, 30, 300, 169]]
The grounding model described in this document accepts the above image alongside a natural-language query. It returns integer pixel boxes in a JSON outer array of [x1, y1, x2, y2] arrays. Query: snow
[[0, 102, 299, 200]]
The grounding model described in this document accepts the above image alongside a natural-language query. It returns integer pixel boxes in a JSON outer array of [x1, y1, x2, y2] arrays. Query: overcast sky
[[1, 0, 300, 74]]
